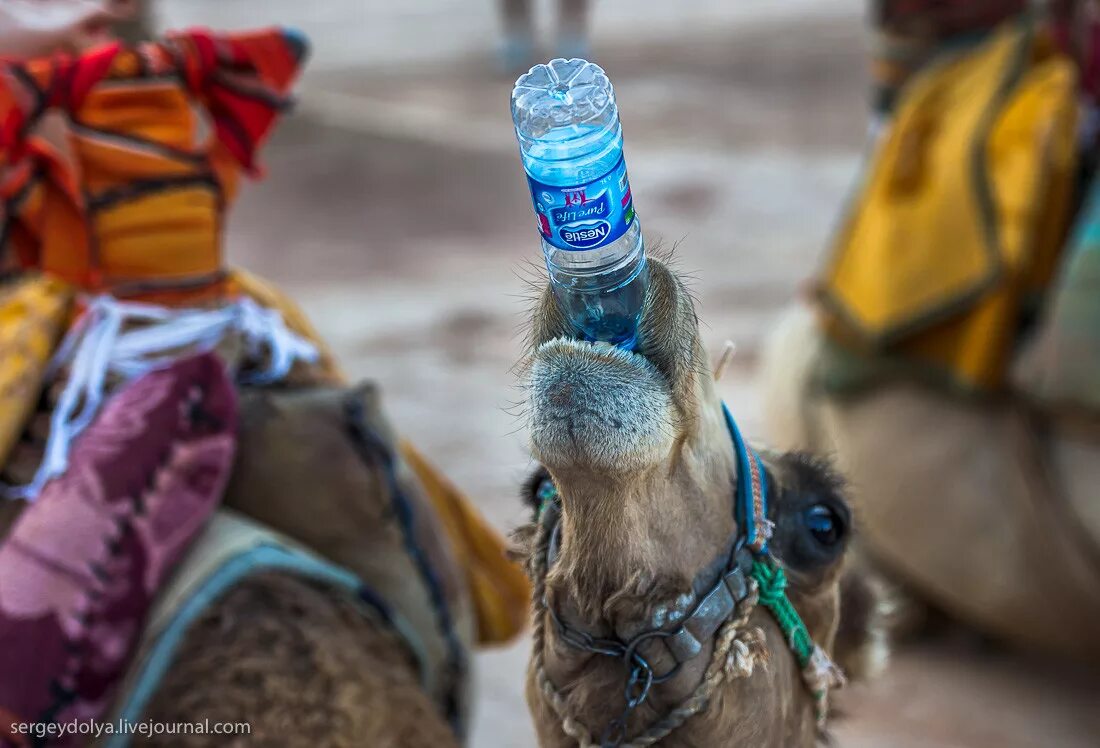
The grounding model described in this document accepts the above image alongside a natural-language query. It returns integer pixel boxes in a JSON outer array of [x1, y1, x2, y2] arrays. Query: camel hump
[[761, 305, 1100, 664], [129, 562, 458, 747], [104, 510, 436, 741]]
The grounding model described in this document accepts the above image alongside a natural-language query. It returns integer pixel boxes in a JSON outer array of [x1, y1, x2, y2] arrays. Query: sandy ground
[[155, 1, 1100, 745]]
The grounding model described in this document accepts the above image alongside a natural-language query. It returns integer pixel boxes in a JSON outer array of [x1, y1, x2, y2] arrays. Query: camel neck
[[544, 464, 738, 632]]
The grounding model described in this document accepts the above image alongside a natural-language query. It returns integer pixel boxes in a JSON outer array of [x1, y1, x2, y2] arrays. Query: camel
[[0, 8, 520, 744], [752, 0, 1100, 667], [0, 379, 479, 747], [143, 382, 479, 746], [512, 257, 890, 747], [760, 304, 1100, 666]]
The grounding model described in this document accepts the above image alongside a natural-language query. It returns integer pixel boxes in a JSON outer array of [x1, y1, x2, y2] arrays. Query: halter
[[532, 403, 845, 747]]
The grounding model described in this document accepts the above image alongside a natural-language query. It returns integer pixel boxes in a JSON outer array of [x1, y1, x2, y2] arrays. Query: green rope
[[754, 557, 844, 726], [751, 558, 815, 668]]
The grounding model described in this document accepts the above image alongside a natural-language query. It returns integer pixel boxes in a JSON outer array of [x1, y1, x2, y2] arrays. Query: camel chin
[[529, 337, 675, 475]]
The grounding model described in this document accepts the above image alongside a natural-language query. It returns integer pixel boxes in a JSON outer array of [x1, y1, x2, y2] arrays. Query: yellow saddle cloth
[[0, 276, 71, 471], [817, 19, 1079, 392]]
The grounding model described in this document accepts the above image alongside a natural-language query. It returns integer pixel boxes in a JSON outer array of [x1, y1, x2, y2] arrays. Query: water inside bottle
[[553, 258, 648, 347], [511, 59, 649, 348]]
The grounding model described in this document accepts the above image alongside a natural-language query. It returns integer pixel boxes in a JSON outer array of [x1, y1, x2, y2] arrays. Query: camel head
[[516, 257, 888, 746]]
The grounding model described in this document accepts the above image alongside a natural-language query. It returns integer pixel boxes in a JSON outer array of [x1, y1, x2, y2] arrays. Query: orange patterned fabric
[[0, 29, 302, 304]]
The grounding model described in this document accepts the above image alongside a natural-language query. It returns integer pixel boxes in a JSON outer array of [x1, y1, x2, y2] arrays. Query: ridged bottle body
[[511, 58, 647, 346]]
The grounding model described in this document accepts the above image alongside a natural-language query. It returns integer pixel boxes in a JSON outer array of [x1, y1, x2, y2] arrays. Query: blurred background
[[157, 1, 1099, 745]]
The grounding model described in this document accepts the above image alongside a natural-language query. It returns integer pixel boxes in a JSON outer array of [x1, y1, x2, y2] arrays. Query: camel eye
[[804, 504, 845, 547], [522, 468, 555, 520]]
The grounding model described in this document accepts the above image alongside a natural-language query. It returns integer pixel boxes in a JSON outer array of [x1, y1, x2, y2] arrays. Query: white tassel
[[802, 645, 846, 727], [805, 645, 846, 692], [1, 294, 318, 501]]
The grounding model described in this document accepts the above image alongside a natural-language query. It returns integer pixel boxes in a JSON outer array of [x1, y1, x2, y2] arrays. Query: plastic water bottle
[[511, 58, 648, 347]]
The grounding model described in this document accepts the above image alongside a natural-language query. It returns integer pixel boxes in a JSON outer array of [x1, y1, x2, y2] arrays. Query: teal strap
[[723, 401, 771, 553], [536, 479, 559, 519], [106, 544, 429, 747]]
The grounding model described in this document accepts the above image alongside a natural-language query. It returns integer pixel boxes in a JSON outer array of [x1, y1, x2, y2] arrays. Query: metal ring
[[622, 625, 673, 663], [652, 661, 683, 685], [620, 626, 673, 682], [624, 660, 654, 709]]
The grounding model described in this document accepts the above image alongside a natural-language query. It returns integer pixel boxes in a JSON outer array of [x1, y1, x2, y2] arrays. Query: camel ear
[[343, 380, 399, 448], [349, 380, 382, 405], [832, 559, 893, 681]]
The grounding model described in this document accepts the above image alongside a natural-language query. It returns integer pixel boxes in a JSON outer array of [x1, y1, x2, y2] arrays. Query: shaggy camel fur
[[760, 304, 1100, 665], [139, 383, 476, 746], [515, 259, 888, 747], [140, 571, 459, 748], [0, 384, 472, 747]]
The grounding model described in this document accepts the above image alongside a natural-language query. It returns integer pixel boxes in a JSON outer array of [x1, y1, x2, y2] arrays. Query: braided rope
[[530, 517, 767, 747]]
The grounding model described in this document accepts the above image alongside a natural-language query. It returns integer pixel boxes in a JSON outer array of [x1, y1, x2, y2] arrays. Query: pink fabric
[[0, 354, 237, 746]]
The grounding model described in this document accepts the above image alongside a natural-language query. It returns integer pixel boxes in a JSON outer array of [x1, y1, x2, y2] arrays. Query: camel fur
[[760, 303, 1100, 665]]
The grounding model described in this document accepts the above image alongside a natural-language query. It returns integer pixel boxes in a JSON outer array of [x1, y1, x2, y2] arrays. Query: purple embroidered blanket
[[0, 354, 237, 746]]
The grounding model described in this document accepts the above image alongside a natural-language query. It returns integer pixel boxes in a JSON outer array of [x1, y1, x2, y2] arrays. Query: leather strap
[[542, 500, 754, 681], [634, 547, 754, 679]]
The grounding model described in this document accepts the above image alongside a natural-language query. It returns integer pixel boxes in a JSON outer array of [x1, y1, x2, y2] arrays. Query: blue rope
[[722, 401, 769, 553]]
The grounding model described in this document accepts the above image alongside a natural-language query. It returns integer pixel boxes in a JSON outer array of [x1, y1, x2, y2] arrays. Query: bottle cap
[[511, 58, 617, 146]]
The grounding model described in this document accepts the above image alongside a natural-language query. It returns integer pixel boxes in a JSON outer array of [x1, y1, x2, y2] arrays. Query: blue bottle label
[[526, 155, 635, 251]]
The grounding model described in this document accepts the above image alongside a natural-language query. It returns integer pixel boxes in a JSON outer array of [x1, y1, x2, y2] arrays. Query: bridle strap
[[631, 546, 754, 678], [723, 401, 773, 554], [544, 493, 755, 681]]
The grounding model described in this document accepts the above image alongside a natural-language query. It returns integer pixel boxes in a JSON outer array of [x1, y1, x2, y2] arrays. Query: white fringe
[[1, 294, 318, 501]]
